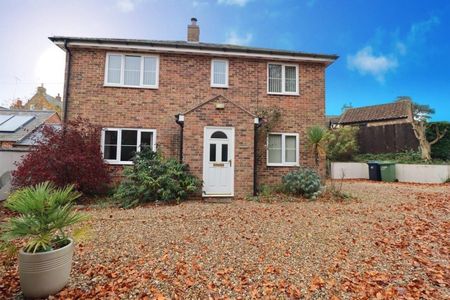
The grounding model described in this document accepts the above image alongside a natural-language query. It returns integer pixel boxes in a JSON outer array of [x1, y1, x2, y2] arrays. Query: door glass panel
[[221, 144, 228, 162], [209, 143, 216, 162], [211, 131, 227, 139]]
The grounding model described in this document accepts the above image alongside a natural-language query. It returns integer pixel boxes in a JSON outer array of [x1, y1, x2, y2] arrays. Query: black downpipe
[[62, 40, 72, 122], [175, 115, 184, 162], [253, 120, 262, 196]]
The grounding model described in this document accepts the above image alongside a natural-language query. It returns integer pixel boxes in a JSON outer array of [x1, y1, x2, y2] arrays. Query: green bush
[[353, 150, 446, 164], [114, 148, 202, 208], [325, 127, 359, 161], [281, 168, 322, 200], [427, 122, 450, 161]]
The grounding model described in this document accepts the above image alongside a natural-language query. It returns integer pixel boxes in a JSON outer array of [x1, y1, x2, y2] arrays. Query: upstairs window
[[267, 133, 299, 166], [267, 63, 298, 95], [101, 128, 156, 164], [211, 59, 229, 88], [105, 53, 159, 88]]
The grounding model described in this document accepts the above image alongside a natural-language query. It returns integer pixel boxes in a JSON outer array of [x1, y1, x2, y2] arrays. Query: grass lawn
[[1, 181, 449, 299]]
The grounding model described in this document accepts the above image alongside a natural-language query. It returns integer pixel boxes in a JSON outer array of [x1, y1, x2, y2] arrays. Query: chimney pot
[[187, 17, 200, 43]]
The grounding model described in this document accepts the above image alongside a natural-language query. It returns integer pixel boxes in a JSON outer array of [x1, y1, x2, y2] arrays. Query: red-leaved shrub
[[12, 118, 111, 195]]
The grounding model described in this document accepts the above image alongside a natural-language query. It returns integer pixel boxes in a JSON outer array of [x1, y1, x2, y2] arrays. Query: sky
[[0, 0, 449, 120]]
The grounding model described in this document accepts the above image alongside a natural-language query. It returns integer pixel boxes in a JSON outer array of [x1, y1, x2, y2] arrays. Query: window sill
[[103, 84, 158, 89], [266, 163, 300, 167], [105, 160, 134, 165], [211, 84, 229, 89], [267, 92, 299, 96]]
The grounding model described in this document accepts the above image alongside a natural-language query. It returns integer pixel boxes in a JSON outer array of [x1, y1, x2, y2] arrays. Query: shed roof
[[339, 101, 411, 124]]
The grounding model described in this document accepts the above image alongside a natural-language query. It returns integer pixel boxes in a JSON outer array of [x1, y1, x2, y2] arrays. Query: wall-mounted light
[[215, 103, 225, 109]]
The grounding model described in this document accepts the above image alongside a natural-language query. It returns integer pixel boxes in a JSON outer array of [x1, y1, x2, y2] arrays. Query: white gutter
[[54, 41, 336, 64]]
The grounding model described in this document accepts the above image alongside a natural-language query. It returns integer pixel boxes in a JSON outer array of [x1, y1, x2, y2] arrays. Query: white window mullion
[[137, 129, 142, 152], [281, 134, 286, 164], [140, 57, 144, 86], [120, 55, 125, 85], [117, 129, 122, 163], [281, 66, 285, 94]]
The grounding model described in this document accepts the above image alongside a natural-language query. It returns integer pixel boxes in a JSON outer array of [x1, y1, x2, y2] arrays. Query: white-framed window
[[211, 59, 229, 88], [267, 133, 299, 166], [267, 63, 299, 95], [101, 128, 156, 164], [104, 53, 159, 88]]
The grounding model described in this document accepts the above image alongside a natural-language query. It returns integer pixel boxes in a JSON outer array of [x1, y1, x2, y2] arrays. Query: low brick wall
[[330, 162, 450, 183]]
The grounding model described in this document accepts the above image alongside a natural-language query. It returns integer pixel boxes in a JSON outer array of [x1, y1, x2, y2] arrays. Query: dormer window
[[105, 53, 159, 89], [211, 59, 229, 88]]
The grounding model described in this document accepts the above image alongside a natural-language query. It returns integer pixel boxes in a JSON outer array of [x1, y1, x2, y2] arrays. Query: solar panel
[[0, 115, 13, 125], [0, 115, 35, 132]]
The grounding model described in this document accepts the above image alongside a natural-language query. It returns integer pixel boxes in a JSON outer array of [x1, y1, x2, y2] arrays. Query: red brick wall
[[65, 48, 327, 195]]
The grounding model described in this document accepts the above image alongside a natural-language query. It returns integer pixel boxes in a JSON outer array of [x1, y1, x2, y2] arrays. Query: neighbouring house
[[10, 85, 63, 115], [0, 109, 61, 199], [325, 115, 341, 129], [49, 18, 338, 198]]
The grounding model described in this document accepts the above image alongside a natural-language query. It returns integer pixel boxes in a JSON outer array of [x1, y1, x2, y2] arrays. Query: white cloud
[[407, 16, 439, 44], [218, 0, 252, 7], [116, 0, 141, 12], [225, 31, 253, 45], [347, 46, 398, 83]]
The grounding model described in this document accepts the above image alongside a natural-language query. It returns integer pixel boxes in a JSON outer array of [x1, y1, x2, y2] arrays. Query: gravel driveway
[[1, 181, 449, 299]]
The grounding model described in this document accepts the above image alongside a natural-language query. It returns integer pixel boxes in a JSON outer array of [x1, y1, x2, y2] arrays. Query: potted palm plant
[[1, 182, 87, 298]]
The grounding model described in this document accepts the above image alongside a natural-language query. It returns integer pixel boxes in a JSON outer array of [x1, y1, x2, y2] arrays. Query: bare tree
[[397, 96, 447, 161]]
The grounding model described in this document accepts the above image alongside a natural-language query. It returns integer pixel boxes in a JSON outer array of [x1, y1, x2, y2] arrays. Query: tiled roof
[[339, 101, 411, 124], [45, 94, 63, 109], [0, 109, 57, 143], [49, 36, 338, 62]]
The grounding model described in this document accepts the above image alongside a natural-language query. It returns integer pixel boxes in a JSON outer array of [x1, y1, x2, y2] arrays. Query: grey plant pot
[[19, 238, 74, 298]]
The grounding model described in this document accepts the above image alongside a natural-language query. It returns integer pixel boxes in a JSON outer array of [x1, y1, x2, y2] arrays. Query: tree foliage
[[12, 118, 111, 195], [396, 96, 447, 161], [306, 126, 327, 168], [324, 127, 359, 161], [427, 122, 450, 161]]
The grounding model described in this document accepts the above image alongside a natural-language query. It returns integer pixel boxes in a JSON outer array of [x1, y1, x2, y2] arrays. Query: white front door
[[203, 127, 234, 196]]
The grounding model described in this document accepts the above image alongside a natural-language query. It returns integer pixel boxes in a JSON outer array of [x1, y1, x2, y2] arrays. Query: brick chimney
[[37, 83, 46, 95], [187, 17, 200, 43], [55, 93, 62, 102]]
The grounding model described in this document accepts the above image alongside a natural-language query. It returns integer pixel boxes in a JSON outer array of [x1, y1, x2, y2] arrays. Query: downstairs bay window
[[267, 133, 299, 166], [101, 128, 156, 164]]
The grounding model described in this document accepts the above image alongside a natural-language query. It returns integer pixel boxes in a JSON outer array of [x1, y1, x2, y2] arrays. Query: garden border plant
[[114, 148, 202, 208], [1, 182, 88, 298]]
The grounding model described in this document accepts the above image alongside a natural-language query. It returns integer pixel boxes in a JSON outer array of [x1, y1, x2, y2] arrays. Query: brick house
[[49, 18, 337, 198], [10, 85, 63, 115]]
